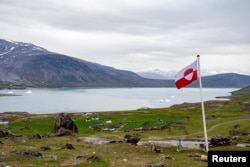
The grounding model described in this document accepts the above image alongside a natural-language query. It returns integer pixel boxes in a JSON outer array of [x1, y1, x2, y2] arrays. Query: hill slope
[[0, 39, 249, 88], [192, 73, 250, 88], [0, 39, 171, 87]]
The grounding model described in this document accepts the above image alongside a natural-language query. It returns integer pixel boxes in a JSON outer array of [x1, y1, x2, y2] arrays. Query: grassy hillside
[[1, 86, 250, 167]]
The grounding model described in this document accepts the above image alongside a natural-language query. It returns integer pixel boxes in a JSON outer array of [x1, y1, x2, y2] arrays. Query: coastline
[[0, 93, 22, 97], [215, 95, 231, 99], [0, 97, 230, 116]]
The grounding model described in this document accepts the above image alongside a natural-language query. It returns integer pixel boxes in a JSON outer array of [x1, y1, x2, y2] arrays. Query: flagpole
[[197, 55, 209, 152]]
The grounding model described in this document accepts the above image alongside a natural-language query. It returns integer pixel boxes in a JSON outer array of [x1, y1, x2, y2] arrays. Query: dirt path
[[186, 118, 250, 138], [147, 118, 250, 149], [150, 118, 250, 141], [206, 118, 250, 133]]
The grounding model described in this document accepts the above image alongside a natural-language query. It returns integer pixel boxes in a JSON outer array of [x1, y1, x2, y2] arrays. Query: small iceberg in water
[[158, 99, 170, 103], [25, 90, 32, 94], [7, 91, 13, 94]]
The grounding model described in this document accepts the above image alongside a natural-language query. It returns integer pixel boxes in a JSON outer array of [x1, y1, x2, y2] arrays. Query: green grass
[[4, 100, 247, 139], [1, 90, 250, 167], [2, 135, 241, 167]]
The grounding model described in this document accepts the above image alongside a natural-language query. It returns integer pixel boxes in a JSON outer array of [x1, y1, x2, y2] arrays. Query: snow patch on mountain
[[137, 69, 176, 79]]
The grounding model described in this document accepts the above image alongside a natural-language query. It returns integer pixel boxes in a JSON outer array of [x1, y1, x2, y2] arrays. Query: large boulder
[[52, 113, 78, 136], [123, 134, 141, 145]]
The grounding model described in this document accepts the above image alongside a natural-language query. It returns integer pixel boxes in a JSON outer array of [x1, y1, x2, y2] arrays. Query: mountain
[[0, 39, 171, 88], [199, 73, 250, 88], [137, 69, 175, 79], [137, 70, 250, 88], [177, 73, 250, 88], [0, 39, 249, 88]]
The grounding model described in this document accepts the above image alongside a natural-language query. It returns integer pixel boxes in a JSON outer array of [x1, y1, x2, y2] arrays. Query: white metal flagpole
[[197, 55, 209, 152]]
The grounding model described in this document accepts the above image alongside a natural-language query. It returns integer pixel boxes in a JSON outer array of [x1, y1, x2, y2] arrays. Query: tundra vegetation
[[0, 86, 250, 167]]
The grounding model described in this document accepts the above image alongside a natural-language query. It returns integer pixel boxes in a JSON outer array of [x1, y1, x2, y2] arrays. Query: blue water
[[0, 88, 238, 114]]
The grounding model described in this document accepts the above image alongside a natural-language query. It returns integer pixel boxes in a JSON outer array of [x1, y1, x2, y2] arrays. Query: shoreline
[[0, 93, 22, 97], [0, 98, 230, 116]]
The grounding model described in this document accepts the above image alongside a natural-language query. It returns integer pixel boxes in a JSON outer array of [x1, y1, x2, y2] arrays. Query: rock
[[145, 163, 167, 167], [109, 140, 117, 143], [55, 127, 76, 136], [41, 133, 50, 138], [0, 130, 16, 138], [160, 155, 174, 160], [76, 155, 85, 159], [87, 155, 101, 161], [20, 150, 42, 157], [200, 155, 208, 162], [61, 143, 74, 150], [229, 130, 249, 136], [123, 134, 141, 145], [52, 113, 78, 136], [40, 146, 51, 151], [28, 134, 42, 139], [210, 136, 232, 146]]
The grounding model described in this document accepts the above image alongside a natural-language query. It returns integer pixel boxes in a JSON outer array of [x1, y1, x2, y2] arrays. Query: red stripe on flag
[[175, 70, 198, 89]]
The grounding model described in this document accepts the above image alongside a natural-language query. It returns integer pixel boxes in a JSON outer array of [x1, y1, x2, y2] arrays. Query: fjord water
[[0, 88, 237, 114]]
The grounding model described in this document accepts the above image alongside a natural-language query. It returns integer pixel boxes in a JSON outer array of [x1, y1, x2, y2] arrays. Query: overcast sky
[[1, 0, 250, 75]]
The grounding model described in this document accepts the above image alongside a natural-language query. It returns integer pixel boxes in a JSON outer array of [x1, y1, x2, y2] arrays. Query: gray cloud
[[0, 0, 250, 75]]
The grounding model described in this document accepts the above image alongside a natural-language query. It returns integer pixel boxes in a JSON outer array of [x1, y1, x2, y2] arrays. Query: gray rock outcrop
[[52, 113, 78, 136]]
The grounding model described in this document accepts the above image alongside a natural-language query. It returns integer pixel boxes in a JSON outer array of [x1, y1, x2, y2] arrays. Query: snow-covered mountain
[[137, 69, 176, 79], [0, 39, 48, 57]]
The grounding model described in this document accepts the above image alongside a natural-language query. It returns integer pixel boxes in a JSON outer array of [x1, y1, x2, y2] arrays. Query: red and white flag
[[175, 60, 198, 89]]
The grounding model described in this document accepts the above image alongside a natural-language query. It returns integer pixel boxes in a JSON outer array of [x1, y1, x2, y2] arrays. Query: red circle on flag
[[184, 68, 194, 81]]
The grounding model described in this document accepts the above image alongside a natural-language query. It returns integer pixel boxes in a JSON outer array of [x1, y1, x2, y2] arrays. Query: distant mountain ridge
[[137, 69, 175, 79], [0, 39, 249, 88], [0, 39, 170, 88], [137, 69, 250, 88], [198, 73, 250, 88]]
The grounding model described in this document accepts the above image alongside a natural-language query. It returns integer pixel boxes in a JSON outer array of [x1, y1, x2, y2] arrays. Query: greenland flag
[[175, 60, 198, 89]]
